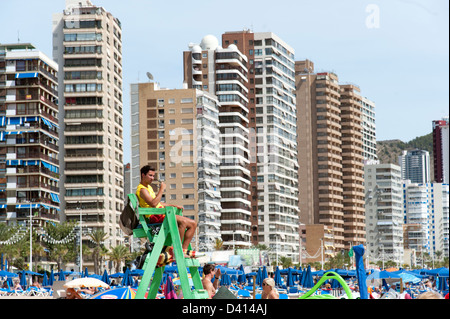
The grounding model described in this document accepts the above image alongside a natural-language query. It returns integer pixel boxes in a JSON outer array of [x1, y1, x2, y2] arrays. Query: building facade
[[364, 163, 404, 266], [52, 0, 124, 250], [398, 149, 430, 184], [0, 43, 60, 227], [130, 82, 222, 251], [403, 181, 449, 260], [184, 31, 300, 262], [433, 117, 449, 184], [183, 35, 252, 251], [296, 60, 368, 258]]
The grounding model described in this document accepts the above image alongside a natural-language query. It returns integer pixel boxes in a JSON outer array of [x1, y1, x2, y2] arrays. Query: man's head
[[203, 264, 216, 277], [140, 165, 156, 184]]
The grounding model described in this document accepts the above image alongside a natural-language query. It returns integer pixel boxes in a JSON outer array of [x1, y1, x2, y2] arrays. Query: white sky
[[1, 0, 448, 163]]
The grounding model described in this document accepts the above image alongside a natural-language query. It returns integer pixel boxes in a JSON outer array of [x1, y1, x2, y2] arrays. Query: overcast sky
[[1, 0, 448, 163]]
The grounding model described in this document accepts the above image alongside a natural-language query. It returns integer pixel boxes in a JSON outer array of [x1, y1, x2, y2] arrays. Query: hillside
[[376, 133, 434, 166]]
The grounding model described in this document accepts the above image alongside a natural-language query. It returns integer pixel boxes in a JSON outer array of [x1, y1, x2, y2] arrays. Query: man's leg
[[175, 215, 197, 250]]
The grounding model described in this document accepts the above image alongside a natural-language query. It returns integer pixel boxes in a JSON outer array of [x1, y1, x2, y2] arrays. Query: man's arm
[[140, 182, 166, 207]]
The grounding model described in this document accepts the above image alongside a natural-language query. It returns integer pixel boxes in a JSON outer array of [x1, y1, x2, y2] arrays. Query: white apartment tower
[[52, 0, 124, 251], [403, 181, 449, 260], [365, 163, 404, 266], [361, 97, 377, 161], [184, 35, 252, 250]]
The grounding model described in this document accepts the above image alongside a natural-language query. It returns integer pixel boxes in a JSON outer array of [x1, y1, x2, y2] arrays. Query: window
[[181, 98, 193, 104], [182, 183, 194, 189]]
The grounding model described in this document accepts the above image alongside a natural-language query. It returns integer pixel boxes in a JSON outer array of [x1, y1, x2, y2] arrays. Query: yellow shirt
[[136, 183, 164, 209]]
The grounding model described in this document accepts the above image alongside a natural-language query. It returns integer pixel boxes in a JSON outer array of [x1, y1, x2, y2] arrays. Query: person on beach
[[261, 278, 279, 299], [137, 165, 197, 251], [202, 264, 221, 299]]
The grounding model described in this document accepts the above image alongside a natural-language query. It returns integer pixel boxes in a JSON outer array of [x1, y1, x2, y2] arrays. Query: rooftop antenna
[[146, 72, 154, 82]]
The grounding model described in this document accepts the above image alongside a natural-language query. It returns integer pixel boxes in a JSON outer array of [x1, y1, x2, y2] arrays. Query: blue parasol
[[121, 268, 133, 286], [237, 265, 246, 284], [49, 269, 54, 286], [274, 266, 282, 287], [19, 270, 27, 288], [42, 272, 49, 287], [262, 266, 268, 282], [353, 244, 368, 299], [0, 270, 18, 278], [57, 269, 65, 281], [256, 268, 263, 287], [83, 267, 89, 278], [286, 267, 295, 287], [101, 269, 110, 285], [220, 272, 231, 286], [302, 265, 314, 288]]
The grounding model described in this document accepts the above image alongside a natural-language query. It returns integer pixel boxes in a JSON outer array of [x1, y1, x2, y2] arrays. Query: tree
[[108, 245, 130, 273], [89, 229, 108, 274], [44, 222, 78, 270]]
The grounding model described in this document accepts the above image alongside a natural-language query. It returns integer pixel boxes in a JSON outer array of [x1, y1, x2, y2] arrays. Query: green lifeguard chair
[[127, 193, 208, 299]]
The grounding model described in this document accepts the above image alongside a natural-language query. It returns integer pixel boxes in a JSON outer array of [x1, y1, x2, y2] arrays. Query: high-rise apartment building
[[433, 117, 449, 183], [402, 181, 449, 260], [361, 97, 377, 161], [295, 60, 367, 256], [0, 43, 60, 226], [130, 82, 222, 251], [365, 163, 404, 266], [183, 35, 252, 251], [398, 149, 430, 184], [52, 0, 124, 250], [184, 31, 300, 262]]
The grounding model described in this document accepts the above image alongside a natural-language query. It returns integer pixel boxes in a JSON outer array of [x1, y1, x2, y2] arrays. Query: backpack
[[119, 199, 139, 236]]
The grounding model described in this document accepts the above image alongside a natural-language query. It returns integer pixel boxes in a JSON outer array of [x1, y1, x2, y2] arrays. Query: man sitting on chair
[[136, 165, 198, 264]]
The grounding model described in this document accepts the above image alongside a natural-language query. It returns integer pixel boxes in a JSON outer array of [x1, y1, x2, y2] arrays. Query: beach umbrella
[[427, 267, 449, 277], [437, 276, 448, 292], [302, 265, 314, 288], [42, 272, 49, 287], [0, 270, 18, 278], [101, 269, 110, 285], [130, 269, 144, 277], [64, 277, 110, 289], [274, 267, 282, 287], [220, 272, 231, 286], [83, 267, 89, 278], [353, 244, 368, 299], [88, 274, 102, 280], [90, 287, 137, 299], [262, 266, 268, 281], [110, 272, 124, 278], [331, 278, 342, 289], [57, 269, 65, 281], [256, 268, 263, 287], [237, 265, 246, 284], [49, 269, 54, 286], [19, 270, 27, 288], [286, 268, 295, 287], [121, 268, 133, 286]]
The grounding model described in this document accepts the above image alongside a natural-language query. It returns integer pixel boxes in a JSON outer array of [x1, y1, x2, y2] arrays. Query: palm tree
[[108, 245, 130, 273], [88, 229, 108, 274]]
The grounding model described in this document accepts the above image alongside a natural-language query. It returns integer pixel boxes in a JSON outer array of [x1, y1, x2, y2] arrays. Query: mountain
[[376, 132, 434, 166]]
